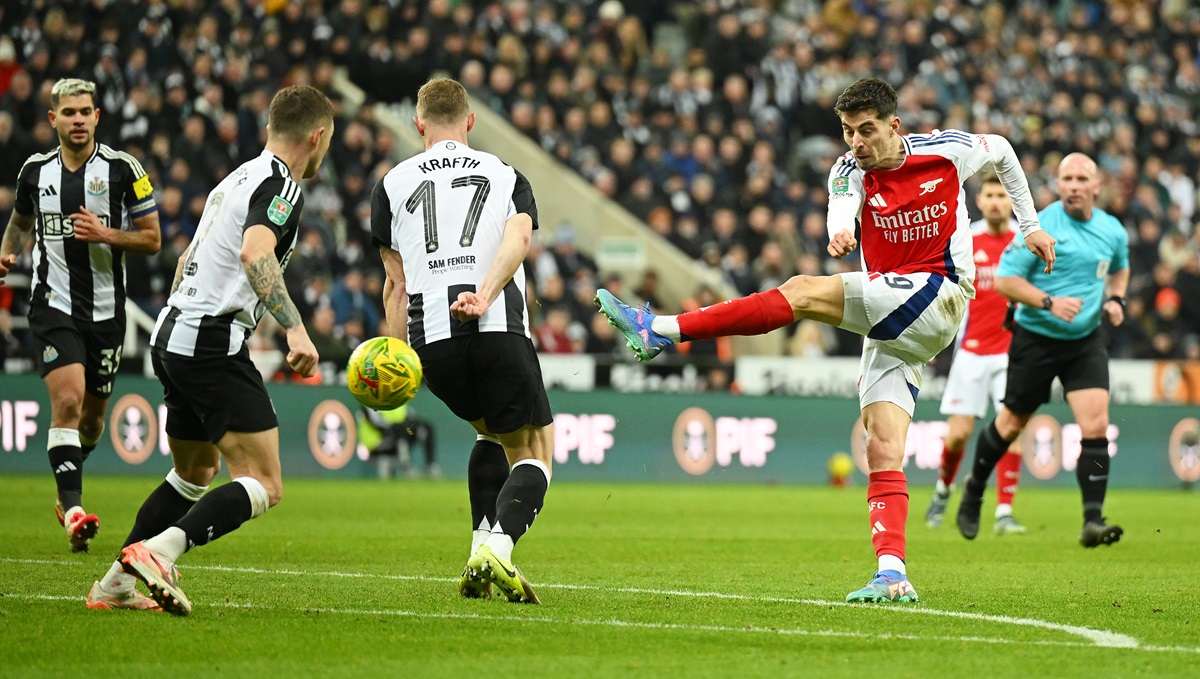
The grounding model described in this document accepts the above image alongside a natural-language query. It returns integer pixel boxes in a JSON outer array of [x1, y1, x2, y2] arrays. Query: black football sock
[[1076, 438, 1110, 524], [966, 421, 1013, 495], [172, 479, 263, 550], [468, 437, 508, 533], [493, 460, 549, 546], [79, 427, 102, 463], [122, 471, 206, 549], [48, 428, 84, 510]]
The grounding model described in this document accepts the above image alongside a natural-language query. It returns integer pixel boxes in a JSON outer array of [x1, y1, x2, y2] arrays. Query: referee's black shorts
[[151, 347, 279, 443], [1002, 324, 1109, 415], [416, 332, 553, 435]]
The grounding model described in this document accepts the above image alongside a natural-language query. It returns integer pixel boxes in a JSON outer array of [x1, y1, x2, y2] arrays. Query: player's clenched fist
[[1025, 229, 1056, 274], [0, 254, 16, 285], [285, 326, 320, 377], [450, 290, 489, 320], [827, 229, 858, 258]]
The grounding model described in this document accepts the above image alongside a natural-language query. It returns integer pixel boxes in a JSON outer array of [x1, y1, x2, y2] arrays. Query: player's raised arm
[[825, 155, 862, 258], [959, 132, 1055, 272]]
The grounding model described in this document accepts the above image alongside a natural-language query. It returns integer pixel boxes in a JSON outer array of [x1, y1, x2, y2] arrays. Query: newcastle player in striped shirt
[[0, 78, 161, 554], [85, 86, 333, 614], [374, 78, 552, 603]]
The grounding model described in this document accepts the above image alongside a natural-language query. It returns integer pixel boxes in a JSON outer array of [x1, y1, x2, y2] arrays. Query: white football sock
[[143, 527, 188, 566], [63, 506, 84, 534], [650, 315, 681, 342], [471, 517, 491, 556], [99, 559, 135, 593], [878, 554, 906, 575], [935, 479, 949, 495], [484, 523, 515, 562], [995, 503, 1013, 518]]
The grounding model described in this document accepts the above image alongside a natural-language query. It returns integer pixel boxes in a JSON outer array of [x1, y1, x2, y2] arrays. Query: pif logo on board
[[673, 408, 777, 475], [1169, 417, 1200, 483], [308, 400, 357, 470], [673, 407, 716, 476], [109, 394, 158, 465], [1019, 414, 1063, 480]]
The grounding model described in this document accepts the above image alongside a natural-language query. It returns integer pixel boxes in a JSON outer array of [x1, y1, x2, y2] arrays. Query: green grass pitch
[[0, 474, 1197, 677]]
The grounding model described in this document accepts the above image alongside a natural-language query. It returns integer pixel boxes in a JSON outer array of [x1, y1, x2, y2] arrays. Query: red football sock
[[676, 288, 794, 341], [868, 470, 909, 561], [996, 451, 1021, 506], [938, 443, 964, 487]]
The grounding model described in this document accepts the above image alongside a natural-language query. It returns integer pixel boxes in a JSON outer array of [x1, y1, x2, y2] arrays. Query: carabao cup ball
[[828, 451, 855, 484], [346, 336, 423, 410]]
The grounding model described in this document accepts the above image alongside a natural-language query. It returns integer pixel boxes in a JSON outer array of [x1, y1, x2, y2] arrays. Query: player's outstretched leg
[[594, 275, 843, 361], [1076, 436, 1122, 547], [992, 451, 1026, 535], [90, 440, 216, 611], [93, 470, 209, 610], [460, 435, 508, 599], [123, 430, 279, 616], [593, 289, 677, 361], [847, 403, 918, 604], [466, 425, 553, 604]]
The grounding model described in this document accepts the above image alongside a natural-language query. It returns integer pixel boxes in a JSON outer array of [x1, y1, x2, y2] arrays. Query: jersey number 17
[[405, 175, 491, 254]]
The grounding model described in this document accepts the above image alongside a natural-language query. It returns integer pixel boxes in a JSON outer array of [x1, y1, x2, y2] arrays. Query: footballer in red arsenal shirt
[[594, 78, 1055, 604], [925, 176, 1026, 536]]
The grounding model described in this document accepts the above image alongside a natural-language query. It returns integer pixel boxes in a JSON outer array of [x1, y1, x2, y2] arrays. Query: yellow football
[[346, 336, 423, 410]]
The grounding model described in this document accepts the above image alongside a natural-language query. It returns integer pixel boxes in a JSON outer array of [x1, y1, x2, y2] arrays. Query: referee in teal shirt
[[957, 153, 1130, 548]]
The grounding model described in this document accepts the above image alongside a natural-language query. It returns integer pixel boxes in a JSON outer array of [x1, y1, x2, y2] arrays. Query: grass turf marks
[[0, 476, 1196, 677]]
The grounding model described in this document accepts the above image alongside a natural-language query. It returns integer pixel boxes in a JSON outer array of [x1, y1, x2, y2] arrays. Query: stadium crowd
[[2, 0, 1199, 378]]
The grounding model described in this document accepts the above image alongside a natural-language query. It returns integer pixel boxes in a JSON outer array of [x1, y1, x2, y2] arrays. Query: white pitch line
[[1, 591, 1182, 654], [0, 556, 1145, 650]]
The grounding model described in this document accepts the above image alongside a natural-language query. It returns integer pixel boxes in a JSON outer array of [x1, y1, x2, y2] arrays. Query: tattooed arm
[[0, 212, 35, 286], [241, 224, 317, 375]]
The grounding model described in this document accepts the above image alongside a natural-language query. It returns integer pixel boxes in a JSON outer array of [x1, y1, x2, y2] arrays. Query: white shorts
[[939, 349, 1008, 418], [838, 271, 968, 416]]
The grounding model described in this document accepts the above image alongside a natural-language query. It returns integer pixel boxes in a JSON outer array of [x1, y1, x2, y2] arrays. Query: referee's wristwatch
[[1041, 294, 1053, 310], [1107, 295, 1127, 309]]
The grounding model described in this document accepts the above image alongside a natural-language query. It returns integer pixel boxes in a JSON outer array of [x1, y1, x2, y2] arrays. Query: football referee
[[956, 153, 1129, 548]]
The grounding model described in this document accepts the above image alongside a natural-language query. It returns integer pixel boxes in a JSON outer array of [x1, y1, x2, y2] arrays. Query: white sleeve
[[947, 132, 1041, 237], [826, 157, 864, 241]]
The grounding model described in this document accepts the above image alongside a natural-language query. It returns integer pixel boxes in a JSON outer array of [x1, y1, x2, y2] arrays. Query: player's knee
[[52, 392, 83, 424], [233, 475, 279, 515], [78, 418, 104, 442], [176, 463, 219, 487], [780, 275, 819, 312], [944, 432, 968, 452], [1078, 414, 1109, 440], [994, 410, 1027, 441], [864, 433, 904, 468]]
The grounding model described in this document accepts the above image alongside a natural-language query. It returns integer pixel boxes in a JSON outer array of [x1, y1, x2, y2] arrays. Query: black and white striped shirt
[[14, 144, 157, 322], [371, 140, 538, 349], [151, 150, 303, 358]]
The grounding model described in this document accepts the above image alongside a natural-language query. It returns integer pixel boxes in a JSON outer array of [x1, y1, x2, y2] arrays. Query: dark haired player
[[0, 78, 160, 553], [596, 78, 1054, 602]]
